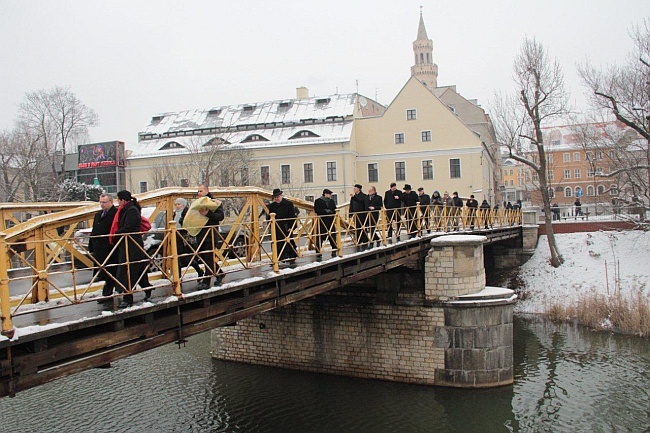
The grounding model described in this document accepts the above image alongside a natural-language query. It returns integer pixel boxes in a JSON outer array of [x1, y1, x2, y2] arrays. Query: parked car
[[73, 208, 247, 269]]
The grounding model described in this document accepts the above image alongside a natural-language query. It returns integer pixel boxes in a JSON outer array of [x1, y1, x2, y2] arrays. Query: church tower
[[410, 10, 438, 88]]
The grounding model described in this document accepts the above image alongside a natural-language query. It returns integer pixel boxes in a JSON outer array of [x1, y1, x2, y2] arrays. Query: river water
[[1, 316, 649, 433]]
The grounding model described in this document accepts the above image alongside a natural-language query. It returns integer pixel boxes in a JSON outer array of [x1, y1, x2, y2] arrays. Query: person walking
[[89, 193, 118, 303], [431, 190, 444, 231], [402, 184, 420, 238], [479, 199, 491, 229], [384, 182, 403, 240], [417, 187, 431, 234], [173, 198, 204, 281], [110, 190, 153, 308], [267, 188, 299, 264], [451, 192, 464, 231], [466, 194, 479, 230], [184, 191, 225, 289], [349, 184, 369, 250], [366, 186, 383, 247], [313, 188, 337, 257], [574, 198, 583, 218]]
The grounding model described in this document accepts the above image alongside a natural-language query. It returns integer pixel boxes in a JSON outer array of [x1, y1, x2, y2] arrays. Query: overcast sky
[[1, 0, 648, 149]]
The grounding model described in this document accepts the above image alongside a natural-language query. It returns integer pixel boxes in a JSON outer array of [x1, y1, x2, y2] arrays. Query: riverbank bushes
[[545, 284, 650, 338]]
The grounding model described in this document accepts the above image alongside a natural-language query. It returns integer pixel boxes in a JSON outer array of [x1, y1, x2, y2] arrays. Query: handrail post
[[335, 212, 343, 257], [270, 213, 280, 273], [168, 220, 182, 298], [32, 227, 48, 303], [380, 208, 387, 246], [0, 232, 14, 337]]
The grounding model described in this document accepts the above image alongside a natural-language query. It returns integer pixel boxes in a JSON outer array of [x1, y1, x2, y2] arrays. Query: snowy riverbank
[[514, 230, 650, 315]]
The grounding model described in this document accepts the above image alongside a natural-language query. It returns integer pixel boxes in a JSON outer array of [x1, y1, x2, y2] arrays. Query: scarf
[[109, 204, 124, 245]]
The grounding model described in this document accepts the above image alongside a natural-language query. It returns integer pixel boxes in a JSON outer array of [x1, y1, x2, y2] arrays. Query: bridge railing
[[0, 189, 521, 336]]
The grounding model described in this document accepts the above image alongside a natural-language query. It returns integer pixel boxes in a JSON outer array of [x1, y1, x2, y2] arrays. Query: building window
[[596, 151, 603, 160], [421, 130, 431, 142], [326, 161, 337, 182], [395, 161, 406, 182], [564, 169, 571, 179], [547, 170, 554, 181], [422, 160, 433, 180], [565, 187, 572, 197], [510, 169, 514, 175], [574, 169, 581, 179], [239, 167, 249, 185], [159, 179, 168, 188], [139, 181, 148, 193], [586, 151, 593, 161], [394, 133, 405, 144], [510, 180, 514, 186], [331, 194, 338, 206], [303, 163, 313, 183], [546, 154, 553, 164], [574, 152, 580, 162], [548, 187, 555, 198], [406, 109, 417, 120], [220, 169, 230, 187], [597, 185, 605, 195], [368, 163, 378, 183], [611, 184, 618, 195], [261, 166, 270, 185], [305, 195, 314, 203], [575, 187, 583, 197], [281, 165, 291, 184], [608, 150, 615, 159], [180, 178, 189, 187], [587, 168, 594, 177], [587, 185, 594, 196], [449, 158, 461, 178], [563, 153, 571, 162]]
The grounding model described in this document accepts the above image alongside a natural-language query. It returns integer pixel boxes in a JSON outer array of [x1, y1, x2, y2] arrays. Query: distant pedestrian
[[451, 192, 464, 231], [479, 199, 491, 229], [417, 187, 431, 234], [574, 198, 583, 218], [466, 194, 479, 230], [173, 198, 204, 281], [90, 193, 118, 303], [314, 189, 337, 256], [402, 184, 419, 238], [267, 188, 299, 264], [384, 182, 403, 239], [366, 186, 383, 247], [431, 190, 444, 231], [350, 184, 369, 250]]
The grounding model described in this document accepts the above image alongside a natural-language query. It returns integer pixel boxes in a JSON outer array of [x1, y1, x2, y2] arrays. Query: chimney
[[296, 86, 309, 100]]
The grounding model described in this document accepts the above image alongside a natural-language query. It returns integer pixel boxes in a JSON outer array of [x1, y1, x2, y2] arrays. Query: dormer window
[[278, 101, 292, 109], [241, 134, 268, 143], [316, 98, 331, 105], [204, 137, 230, 146], [243, 105, 256, 112], [160, 141, 184, 150], [207, 109, 221, 116], [289, 130, 320, 139], [151, 115, 164, 124]]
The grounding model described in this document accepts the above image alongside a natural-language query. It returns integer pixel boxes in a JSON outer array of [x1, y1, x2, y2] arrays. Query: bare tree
[[493, 37, 569, 267], [579, 19, 650, 208], [17, 86, 98, 196]]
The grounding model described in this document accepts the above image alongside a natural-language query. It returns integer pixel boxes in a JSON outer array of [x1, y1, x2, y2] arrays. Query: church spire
[[411, 8, 438, 88]]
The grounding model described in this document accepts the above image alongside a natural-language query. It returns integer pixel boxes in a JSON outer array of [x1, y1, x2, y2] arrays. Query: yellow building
[[125, 12, 498, 203]]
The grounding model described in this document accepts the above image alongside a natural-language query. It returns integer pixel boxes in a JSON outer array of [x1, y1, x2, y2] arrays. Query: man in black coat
[[402, 184, 420, 238], [313, 188, 337, 256], [196, 184, 225, 288], [466, 194, 479, 230], [383, 182, 403, 239], [417, 187, 431, 234], [451, 191, 464, 231], [349, 184, 369, 250], [89, 193, 118, 303], [366, 186, 383, 247], [267, 188, 299, 263]]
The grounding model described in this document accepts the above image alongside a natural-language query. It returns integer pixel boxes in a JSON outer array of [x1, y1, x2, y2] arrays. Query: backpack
[[140, 215, 152, 232]]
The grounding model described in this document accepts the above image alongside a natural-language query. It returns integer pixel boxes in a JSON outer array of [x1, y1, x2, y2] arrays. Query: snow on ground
[[515, 230, 650, 314]]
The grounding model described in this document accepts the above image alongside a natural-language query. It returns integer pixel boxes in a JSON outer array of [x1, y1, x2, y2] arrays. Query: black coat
[[366, 193, 383, 222], [115, 201, 146, 263], [350, 192, 367, 213], [384, 189, 402, 209], [88, 206, 117, 262], [314, 195, 336, 219], [268, 198, 297, 232], [431, 192, 444, 206], [452, 196, 464, 208], [466, 198, 479, 209], [402, 191, 419, 208], [418, 194, 431, 206]]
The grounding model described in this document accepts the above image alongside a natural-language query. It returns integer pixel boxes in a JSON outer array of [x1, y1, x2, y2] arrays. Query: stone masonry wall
[[211, 299, 446, 385], [425, 236, 486, 301]]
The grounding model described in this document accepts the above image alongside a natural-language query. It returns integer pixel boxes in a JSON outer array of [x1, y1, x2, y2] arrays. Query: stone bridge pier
[[211, 235, 516, 388]]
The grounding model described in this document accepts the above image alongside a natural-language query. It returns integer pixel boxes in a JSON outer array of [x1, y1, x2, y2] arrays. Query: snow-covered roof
[[129, 93, 375, 158]]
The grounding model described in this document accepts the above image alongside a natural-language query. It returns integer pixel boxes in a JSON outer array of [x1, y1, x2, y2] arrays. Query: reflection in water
[[0, 316, 648, 432]]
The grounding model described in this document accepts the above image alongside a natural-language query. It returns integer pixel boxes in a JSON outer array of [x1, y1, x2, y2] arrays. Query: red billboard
[[78, 141, 125, 169]]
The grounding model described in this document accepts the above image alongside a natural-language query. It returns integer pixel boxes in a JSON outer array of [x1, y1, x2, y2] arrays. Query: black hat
[[354, 184, 362, 189], [272, 188, 283, 197], [323, 188, 333, 195], [453, 191, 458, 196], [417, 187, 424, 191], [404, 184, 412, 190], [470, 194, 475, 198]]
